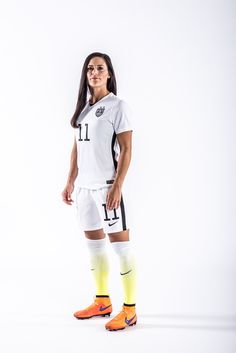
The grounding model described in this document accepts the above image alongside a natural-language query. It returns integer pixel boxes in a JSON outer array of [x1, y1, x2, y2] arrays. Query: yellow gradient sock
[[111, 241, 137, 305], [86, 238, 109, 295]]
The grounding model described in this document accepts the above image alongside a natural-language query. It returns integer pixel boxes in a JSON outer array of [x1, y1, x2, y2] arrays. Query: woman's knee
[[84, 228, 105, 240], [108, 229, 129, 243]]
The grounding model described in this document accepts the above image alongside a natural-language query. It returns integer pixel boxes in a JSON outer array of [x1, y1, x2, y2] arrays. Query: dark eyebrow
[[87, 64, 104, 67]]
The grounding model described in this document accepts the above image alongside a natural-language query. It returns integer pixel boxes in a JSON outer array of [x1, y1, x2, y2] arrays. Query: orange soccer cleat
[[105, 304, 137, 331], [73, 296, 112, 320]]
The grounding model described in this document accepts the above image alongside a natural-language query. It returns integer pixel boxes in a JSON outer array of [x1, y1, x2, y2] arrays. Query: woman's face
[[86, 57, 110, 90]]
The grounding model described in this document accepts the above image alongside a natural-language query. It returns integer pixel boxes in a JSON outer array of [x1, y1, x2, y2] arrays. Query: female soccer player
[[61, 52, 137, 331]]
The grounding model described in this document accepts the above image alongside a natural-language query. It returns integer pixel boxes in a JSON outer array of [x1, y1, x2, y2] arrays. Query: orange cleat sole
[[74, 312, 111, 320], [106, 320, 137, 331]]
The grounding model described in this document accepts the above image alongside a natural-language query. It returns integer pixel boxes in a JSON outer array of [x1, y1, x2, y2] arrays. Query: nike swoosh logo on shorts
[[99, 305, 112, 312], [108, 221, 118, 227], [125, 314, 136, 325]]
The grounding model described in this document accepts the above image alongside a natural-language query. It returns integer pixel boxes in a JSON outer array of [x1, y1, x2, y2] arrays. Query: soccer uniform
[[74, 92, 133, 233]]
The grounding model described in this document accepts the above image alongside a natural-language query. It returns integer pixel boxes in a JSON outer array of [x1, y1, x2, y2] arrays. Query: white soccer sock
[[86, 238, 110, 296], [111, 241, 136, 305]]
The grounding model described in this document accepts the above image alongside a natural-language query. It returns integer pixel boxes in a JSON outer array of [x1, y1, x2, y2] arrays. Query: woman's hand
[[62, 183, 74, 205], [106, 183, 122, 210]]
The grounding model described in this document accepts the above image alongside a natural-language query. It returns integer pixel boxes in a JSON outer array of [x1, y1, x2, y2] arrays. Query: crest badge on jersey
[[95, 106, 105, 117]]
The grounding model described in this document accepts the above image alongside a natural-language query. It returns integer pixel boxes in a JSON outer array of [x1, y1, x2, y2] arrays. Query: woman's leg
[[108, 229, 136, 306], [73, 228, 112, 319], [105, 229, 137, 330], [84, 229, 105, 240]]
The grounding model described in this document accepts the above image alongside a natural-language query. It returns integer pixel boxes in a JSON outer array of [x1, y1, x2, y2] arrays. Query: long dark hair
[[70, 52, 117, 128]]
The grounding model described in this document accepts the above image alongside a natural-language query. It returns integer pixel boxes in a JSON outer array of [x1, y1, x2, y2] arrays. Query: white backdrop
[[0, 0, 235, 352]]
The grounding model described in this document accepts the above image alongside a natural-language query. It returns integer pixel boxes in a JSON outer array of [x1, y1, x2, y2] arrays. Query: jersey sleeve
[[113, 100, 133, 134]]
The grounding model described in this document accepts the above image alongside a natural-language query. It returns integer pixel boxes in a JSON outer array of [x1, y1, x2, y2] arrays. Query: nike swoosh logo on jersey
[[120, 269, 132, 276], [108, 221, 118, 227], [125, 314, 136, 325], [99, 304, 112, 312]]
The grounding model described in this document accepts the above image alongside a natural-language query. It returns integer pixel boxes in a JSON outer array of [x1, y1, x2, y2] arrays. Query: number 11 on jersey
[[77, 123, 90, 141]]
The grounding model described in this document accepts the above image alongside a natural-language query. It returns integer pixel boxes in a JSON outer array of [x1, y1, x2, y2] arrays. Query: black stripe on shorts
[[120, 194, 127, 231]]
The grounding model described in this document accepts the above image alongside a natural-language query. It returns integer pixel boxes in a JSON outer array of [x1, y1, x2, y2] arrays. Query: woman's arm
[[62, 137, 78, 205], [67, 137, 78, 184], [106, 130, 132, 210]]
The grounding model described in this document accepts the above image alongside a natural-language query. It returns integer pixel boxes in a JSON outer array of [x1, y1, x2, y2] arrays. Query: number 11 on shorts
[[102, 203, 120, 222]]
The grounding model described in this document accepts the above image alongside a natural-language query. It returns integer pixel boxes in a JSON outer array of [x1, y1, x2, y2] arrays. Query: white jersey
[[74, 92, 133, 189]]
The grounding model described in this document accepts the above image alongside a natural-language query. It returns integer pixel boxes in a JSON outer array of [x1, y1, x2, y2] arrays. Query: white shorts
[[75, 186, 129, 234]]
